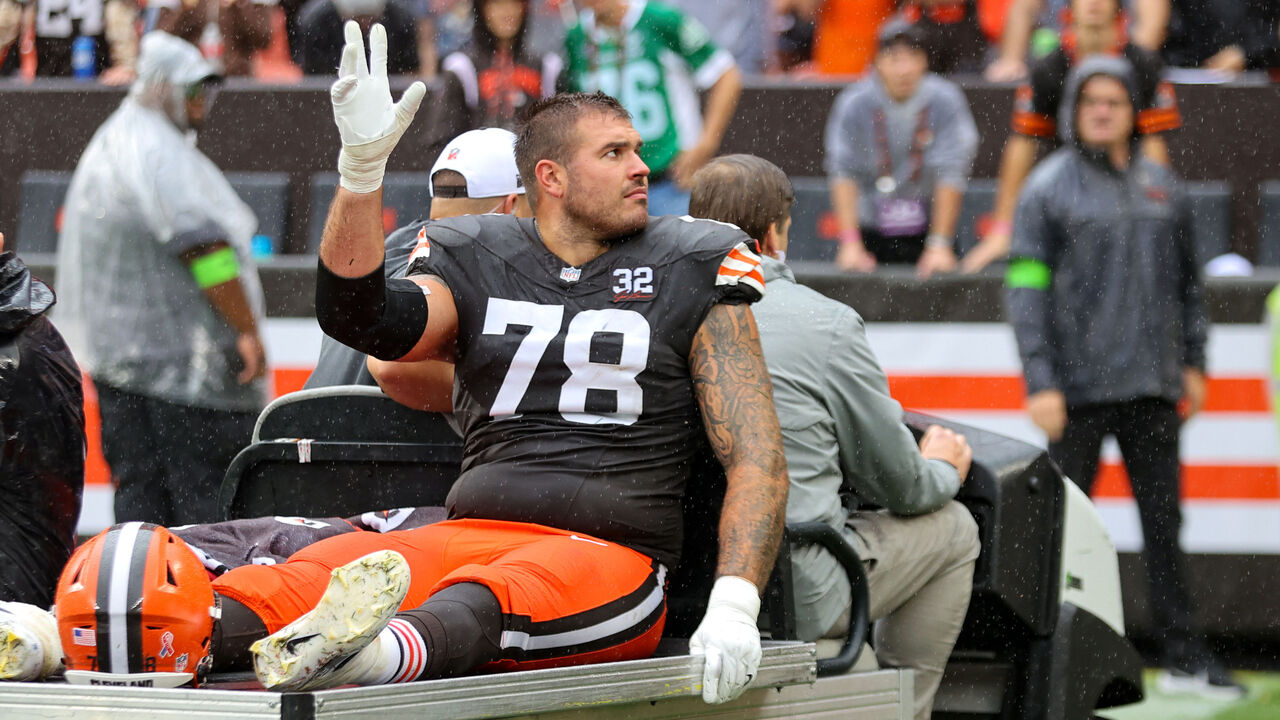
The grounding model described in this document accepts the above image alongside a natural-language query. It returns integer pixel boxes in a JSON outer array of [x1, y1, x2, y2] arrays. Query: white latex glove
[[331, 21, 427, 193], [687, 576, 762, 704]]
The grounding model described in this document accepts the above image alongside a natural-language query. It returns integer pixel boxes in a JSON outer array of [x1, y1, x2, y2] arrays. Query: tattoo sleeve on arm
[[690, 302, 789, 590]]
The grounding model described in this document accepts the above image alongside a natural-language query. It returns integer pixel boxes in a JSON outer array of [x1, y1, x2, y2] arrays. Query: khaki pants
[[826, 501, 980, 720]]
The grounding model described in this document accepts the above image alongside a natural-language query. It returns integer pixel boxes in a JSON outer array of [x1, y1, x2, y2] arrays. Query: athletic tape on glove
[[330, 21, 426, 194]]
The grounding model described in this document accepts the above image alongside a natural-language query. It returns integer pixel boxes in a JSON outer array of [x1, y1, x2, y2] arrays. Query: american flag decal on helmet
[[72, 627, 96, 646], [715, 241, 765, 296]]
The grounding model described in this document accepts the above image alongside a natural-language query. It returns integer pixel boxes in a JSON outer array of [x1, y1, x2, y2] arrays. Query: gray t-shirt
[[823, 73, 979, 232]]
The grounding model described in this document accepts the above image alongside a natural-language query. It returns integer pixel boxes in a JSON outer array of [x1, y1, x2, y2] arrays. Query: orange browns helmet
[[55, 522, 216, 688]]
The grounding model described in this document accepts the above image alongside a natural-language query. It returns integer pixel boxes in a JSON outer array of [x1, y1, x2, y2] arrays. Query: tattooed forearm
[[689, 302, 789, 589]]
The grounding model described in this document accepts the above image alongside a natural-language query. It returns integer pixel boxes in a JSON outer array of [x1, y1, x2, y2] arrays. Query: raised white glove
[[687, 576, 762, 704], [331, 21, 427, 194]]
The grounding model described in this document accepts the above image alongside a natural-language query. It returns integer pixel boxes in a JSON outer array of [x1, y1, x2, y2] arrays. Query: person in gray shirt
[[690, 154, 979, 720], [824, 19, 978, 277]]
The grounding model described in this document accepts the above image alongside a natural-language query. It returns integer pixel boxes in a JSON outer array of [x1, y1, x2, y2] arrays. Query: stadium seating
[[307, 172, 433, 253], [1185, 181, 1231, 265], [17, 170, 289, 257], [16, 170, 71, 255], [787, 177, 838, 262], [226, 172, 291, 257], [1258, 181, 1280, 266], [785, 178, 1229, 266]]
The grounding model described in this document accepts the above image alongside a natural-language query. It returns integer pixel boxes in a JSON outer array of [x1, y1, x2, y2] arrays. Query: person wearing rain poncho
[[54, 31, 267, 529]]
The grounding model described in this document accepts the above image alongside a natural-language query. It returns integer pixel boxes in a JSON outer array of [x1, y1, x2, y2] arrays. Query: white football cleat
[[0, 601, 64, 681], [251, 550, 410, 691]]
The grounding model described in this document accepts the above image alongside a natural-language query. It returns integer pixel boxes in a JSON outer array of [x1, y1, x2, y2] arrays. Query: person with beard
[[1, 24, 788, 701], [54, 31, 267, 528], [421, 0, 561, 162], [248, 22, 785, 698]]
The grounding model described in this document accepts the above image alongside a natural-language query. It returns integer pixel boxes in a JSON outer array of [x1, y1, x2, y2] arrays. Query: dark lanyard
[[872, 105, 931, 187]]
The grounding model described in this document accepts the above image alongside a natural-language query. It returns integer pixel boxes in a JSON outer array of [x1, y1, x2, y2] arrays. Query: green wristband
[[190, 246, 241, 289], [1006, 258, 1052, 290]]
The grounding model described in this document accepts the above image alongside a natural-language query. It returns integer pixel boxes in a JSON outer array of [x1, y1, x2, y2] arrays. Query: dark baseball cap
[[876, 18, 927, 52]]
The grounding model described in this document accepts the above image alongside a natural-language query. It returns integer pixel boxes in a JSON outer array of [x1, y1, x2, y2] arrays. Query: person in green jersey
[[563, 0, 741, 216]]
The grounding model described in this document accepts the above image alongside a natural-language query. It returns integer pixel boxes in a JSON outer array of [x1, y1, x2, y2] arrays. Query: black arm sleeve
[[315, 258, 429, 361]]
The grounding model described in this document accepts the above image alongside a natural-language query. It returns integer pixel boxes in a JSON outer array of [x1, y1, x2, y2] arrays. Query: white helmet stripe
[[105, 522, 144, 674]]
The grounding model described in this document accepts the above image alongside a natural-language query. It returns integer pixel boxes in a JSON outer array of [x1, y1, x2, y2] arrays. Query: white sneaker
[[0, 602, 63, 681], [1156, 666, 1247, 701], [251, 550, 410, 691]]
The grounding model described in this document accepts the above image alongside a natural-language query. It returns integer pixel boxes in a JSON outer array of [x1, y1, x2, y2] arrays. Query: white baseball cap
[[429, 128, 525, 199]]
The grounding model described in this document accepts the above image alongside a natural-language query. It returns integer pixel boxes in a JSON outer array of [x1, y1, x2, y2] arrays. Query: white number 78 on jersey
[[482, 298, 651, 425]]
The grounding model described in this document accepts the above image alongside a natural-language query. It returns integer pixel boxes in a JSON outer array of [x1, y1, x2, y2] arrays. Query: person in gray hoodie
[[691, 154, 979, 720], [1005, 55, 1241, 699]]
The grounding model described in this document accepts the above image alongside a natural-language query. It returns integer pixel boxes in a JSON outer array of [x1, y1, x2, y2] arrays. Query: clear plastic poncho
[[54, 32, 266, 412]]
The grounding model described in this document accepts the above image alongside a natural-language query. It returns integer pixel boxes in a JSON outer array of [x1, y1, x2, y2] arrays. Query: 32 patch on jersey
[[612, 267, 655, 302]]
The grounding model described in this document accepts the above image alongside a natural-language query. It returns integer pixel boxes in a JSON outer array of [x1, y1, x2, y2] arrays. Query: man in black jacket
[[0, 232, 84, 608], [1005, 56, 1241, 700]]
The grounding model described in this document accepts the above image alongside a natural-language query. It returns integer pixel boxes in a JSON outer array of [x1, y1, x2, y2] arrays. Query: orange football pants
[[213, 518, 667, 671]]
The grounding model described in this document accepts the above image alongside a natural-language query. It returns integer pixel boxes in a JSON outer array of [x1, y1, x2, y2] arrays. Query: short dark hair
[[688, 155, 794, 243], [876, 19, 927, 54], [515, 91, 631, 209]]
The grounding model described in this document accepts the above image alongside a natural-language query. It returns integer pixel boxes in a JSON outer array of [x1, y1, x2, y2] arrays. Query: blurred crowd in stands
[[2, 0, 1276, 84], [2, 0, 1277, 271]]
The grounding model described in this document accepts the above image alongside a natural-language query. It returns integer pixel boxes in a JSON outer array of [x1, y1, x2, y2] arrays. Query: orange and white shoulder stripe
[[408, 226, 431, 266], [716, 241, 766, 296]]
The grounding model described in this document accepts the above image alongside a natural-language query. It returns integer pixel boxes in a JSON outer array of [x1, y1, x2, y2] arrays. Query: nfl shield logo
[[560, 267, 581, 282]]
